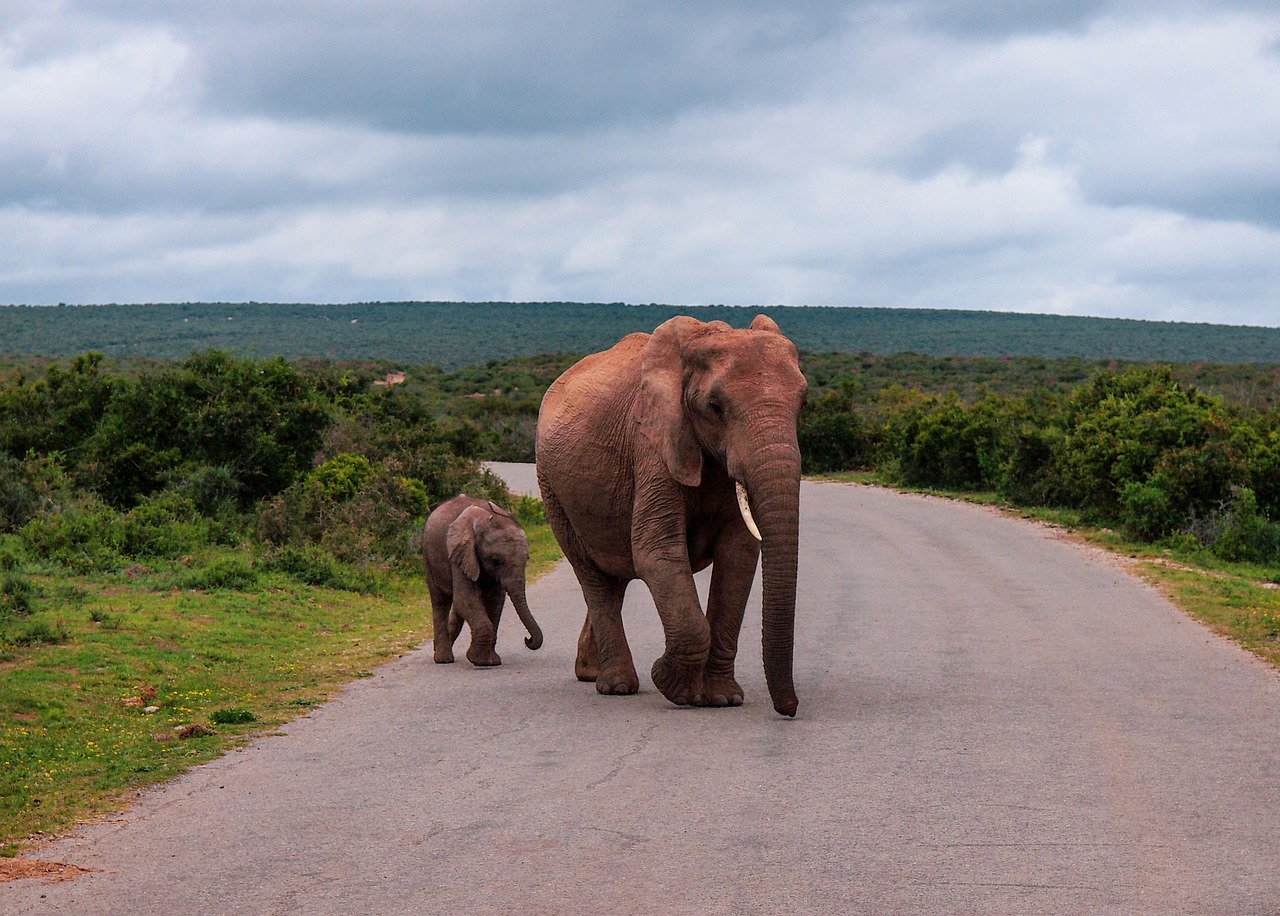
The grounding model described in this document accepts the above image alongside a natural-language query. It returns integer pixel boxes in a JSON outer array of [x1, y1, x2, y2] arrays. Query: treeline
[[4, 302, 1280, 368]]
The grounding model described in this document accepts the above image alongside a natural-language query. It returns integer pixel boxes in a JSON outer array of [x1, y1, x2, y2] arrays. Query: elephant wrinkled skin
[[536, 315, 807, 716], [423, 495, 543, 667]]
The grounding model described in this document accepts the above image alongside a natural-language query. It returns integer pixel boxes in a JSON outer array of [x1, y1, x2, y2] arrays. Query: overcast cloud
[[2, 0, 1278, 325]]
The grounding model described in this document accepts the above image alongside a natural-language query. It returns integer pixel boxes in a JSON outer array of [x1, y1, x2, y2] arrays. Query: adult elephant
[[536, 315, 807, 717]]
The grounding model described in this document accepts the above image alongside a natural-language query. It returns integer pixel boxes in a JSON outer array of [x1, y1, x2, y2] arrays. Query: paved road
[[5, 476, 1280, 914]]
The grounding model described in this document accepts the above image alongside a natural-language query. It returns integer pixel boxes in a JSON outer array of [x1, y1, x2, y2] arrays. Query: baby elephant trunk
[[505, 575, 543, 650]]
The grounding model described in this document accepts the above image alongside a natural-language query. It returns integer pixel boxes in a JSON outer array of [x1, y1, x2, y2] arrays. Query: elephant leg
[[453, 577, 501, 667], [542, 479, 637, 694], [579, 572, 636, 695], [429, 582, 457, 664], [702, 526, 761, 707], [641, 557, 711, 708], [481, 581, 506, 647]]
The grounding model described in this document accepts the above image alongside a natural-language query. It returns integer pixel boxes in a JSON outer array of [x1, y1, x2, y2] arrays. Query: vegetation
[[3, 301, 1279, 369], [798, 361, 1280, 568]]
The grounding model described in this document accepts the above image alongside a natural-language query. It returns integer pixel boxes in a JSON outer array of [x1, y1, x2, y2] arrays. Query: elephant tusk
[[736, 481, 762, 541]]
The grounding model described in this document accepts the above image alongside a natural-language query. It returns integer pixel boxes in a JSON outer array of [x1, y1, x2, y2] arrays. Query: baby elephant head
[[447, 502, 543, 650]]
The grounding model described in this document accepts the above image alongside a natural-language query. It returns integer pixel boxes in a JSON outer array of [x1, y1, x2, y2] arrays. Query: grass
[[0, 521, 563, 857]]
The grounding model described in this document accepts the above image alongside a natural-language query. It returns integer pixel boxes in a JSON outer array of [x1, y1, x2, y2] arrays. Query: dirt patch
[[0, 858, 96, 883]]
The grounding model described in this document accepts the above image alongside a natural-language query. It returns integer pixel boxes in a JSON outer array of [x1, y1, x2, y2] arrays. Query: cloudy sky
[[2, 1, 1279, 326]]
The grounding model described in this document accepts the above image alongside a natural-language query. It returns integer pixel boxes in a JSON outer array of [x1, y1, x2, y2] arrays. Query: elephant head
[[447, 502, 543, 651], [638, 314, 807, 716]]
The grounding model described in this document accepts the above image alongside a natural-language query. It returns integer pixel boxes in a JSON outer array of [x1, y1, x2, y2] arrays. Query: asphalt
[[4, 471, 1279, 914]]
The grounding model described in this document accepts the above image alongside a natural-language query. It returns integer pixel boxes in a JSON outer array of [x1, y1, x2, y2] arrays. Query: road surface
[[4, 474, 1279, 914]]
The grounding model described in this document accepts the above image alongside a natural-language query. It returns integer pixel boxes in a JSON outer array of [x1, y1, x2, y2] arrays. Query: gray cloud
[[1, 1, 1278, 326]]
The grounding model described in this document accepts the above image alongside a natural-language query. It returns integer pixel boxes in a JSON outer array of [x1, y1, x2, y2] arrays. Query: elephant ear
[[447, 508, 483, 581], [751, 314, 782, 334], [638, 316, 704, 488]]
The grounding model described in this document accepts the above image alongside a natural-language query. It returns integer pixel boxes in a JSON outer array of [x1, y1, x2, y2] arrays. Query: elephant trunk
[[505, 575, 543, 650], [738, 439, 802, 718]]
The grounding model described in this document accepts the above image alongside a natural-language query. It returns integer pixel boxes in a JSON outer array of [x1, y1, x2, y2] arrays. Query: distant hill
[[1, 302, 1277, 368]]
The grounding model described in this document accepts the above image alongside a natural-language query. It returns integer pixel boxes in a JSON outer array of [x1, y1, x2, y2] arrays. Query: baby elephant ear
[[447, 508, 483, 581], [638, 316, 704, 488]]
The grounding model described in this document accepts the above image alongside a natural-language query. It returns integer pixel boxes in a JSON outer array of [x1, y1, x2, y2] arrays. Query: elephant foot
[[594, 660, 639, 695], [651, 654, 705, 707], [576, 655, 600, 683], [433, 648, 455, 664], [466, 646, 502, 667], [701, 673, 744, 708], [575, 620, 600, 682]]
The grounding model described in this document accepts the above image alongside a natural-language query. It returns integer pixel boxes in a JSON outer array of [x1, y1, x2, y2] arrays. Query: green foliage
[[7, 619, 67, 647], [1054, 367, 1254, 538], [0, 571, 35, 618], [80, 351, 329, 509], [512, 494, 547, 528], [798, 387, 876, 474], [18, 491, 210, 572], [0, 353, 117, 458], [806, 362, 1278, 559], [260, 546, 383, 593], [175, 556, 260, 592], [309, 453, 375, 501], [209, 708, 257, 725]]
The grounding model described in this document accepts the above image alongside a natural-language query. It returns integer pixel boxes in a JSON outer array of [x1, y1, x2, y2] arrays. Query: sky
[[2, 1, 1279, 326]]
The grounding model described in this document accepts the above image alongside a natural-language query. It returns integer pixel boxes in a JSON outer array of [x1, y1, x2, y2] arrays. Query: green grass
[[0, 524, 563, 856]]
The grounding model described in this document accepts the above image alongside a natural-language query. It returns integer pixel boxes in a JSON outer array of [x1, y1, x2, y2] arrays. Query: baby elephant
[[423, 494, 543, 667]]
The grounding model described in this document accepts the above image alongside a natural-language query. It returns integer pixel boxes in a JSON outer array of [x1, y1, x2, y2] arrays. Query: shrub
[[1197, 487, 1280, 565], [512, 494, 547, 529], [8, 619, 67, 646], [1119, 476, 1182, 542], [310, 453, 375, 501], [177, 556, 260, 592], [880, 394, 1010, 490], [798, 389, 874, 473], [81, 351, 329, 508], [0, 571, 36, 618], [209, 708, 257, 725], [19, 495, 125, 573], [260, 546, 383, 593]]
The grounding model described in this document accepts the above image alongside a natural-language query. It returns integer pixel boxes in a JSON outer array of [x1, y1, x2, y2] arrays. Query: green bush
[[19, 495, 125, 573], [512, 494, 547, 529], [8, 619, 67, 646], [1058, 368, 1228, 514], [798, 389, 875, 473], [1197, 487, 1280, 565], [1119, 476, 1182, 542], [18, 490, 212, 570], [78, 351, 328, 509], [176, 555, 260, 592], [310, 453, 375, 501], [260, 546, 383, 593], [880, 394, 1009, 490], [0, 571, 36, 618], [209, 708, 257, 725]]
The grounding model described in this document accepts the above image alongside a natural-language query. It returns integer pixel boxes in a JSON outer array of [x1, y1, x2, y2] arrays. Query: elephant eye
[[707, 397, 725, 419]]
